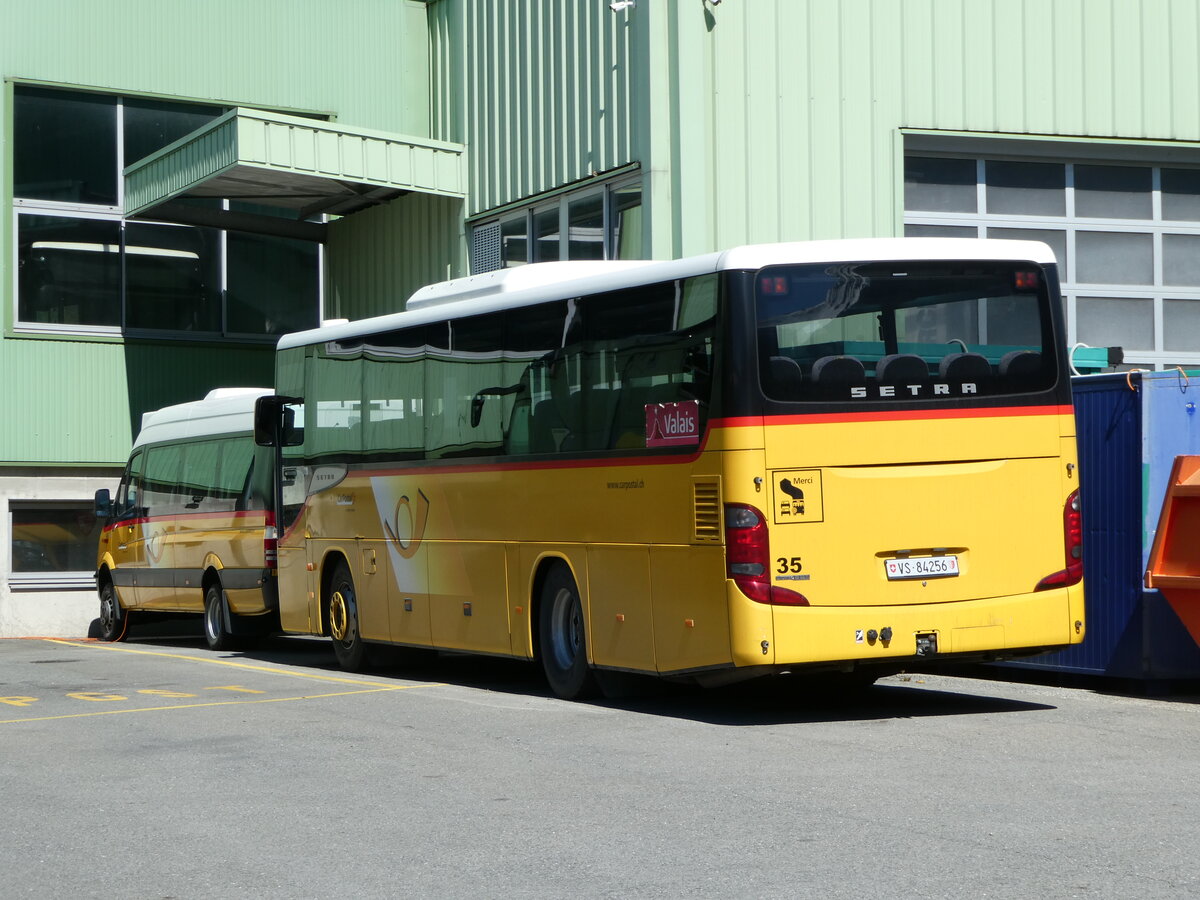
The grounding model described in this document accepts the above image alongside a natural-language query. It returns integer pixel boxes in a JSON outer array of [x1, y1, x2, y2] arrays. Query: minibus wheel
[[328, 560, 368, 671], [538, 563, 598, 701], [98, 582, 127, 642], [203, 583, 235, 652]]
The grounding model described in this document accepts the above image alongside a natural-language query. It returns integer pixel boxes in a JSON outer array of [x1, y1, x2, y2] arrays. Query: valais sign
[[645, 400, 701, 448]]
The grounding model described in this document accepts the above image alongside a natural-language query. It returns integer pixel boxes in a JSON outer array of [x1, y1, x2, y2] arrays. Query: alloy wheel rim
[[205, 596, 220, 641], [330, 590, 356, 644]]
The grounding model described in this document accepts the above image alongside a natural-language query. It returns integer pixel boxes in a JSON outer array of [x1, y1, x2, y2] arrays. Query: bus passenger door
[[276, 462, 316, 633], [106, 451, 146, 609], [138, 446, 179, 609]]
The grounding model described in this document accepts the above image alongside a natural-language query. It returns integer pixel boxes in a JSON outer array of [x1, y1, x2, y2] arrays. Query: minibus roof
[[134, 387, 272, 449]]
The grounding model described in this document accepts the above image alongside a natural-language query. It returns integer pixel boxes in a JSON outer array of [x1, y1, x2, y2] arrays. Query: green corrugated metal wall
[[0, 0, 430, 133], [0, 0, 435, 466], [653, 0, 1200, 257], [326, 193, 466, 323], [430, 0, 1200, 260], [0, 338, 274, 466], [428, 0, 637, 217], [10, 0, 1200, 466]]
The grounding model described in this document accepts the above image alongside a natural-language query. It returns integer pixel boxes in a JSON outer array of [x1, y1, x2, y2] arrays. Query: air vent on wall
[[470, 222, 502, 273]]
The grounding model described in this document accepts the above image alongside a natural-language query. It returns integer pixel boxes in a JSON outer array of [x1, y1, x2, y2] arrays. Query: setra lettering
[[850, 383, 977, 399]]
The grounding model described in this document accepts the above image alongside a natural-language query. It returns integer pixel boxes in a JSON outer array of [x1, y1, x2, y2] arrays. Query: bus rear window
[[755, 261, 1057, 402]]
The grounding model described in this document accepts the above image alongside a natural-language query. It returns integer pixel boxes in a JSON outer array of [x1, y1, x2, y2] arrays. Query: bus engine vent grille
[[692, 478, 722, 543]]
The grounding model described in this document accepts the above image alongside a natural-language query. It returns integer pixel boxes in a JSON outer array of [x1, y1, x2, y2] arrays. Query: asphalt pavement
[[2, 632, 1198, 899]]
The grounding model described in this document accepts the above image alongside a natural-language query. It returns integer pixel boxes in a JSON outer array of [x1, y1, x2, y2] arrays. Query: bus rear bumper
[[729, 580, 1085, 669]]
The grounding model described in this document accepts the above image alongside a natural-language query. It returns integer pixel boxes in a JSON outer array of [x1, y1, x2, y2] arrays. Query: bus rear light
[[1014, 270, 1039, 291], [760, 275, 789, 295], [1036, 489, 1082, 591], [264, 519, 279, 570], [724, 503, 809, 607]]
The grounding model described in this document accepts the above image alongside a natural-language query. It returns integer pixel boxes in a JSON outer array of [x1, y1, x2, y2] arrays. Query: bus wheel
[[98, 582, 127, 642], [203, 583, 235, 652], [328, 560, 368, 672], [538, 564, 598, 701]]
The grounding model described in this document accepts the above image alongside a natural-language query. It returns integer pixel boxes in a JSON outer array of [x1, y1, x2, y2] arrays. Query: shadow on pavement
[[116, 626, 1058, 726], [923, 662, 1200, 706]]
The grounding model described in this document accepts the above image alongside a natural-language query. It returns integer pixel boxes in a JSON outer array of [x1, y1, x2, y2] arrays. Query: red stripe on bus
[[304, 404, 1073, 481], [712, 404, 1073, 428], [362, 444, 711, 479]]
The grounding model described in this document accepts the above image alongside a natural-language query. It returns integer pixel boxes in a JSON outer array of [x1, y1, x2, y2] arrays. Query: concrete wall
[[0, 469, 120, 637]]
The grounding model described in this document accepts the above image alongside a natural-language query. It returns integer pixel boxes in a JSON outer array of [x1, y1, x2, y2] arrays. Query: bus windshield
[[756, 260, 1057, 403]]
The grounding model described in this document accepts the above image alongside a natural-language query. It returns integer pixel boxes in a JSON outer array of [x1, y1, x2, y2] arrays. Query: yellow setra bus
[[253, 238, 1084, 698]]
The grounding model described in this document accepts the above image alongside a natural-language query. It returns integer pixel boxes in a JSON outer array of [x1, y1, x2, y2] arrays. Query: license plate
[[884, 555, 959, 580]]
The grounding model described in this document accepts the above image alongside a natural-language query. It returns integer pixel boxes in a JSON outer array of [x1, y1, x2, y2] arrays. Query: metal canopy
[[124, 108, 466, 241]]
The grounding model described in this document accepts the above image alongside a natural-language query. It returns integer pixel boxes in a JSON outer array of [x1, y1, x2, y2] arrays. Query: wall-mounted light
[[610, 0, 634, 10]]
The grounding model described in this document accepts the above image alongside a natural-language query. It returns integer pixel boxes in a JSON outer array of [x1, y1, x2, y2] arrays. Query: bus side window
[[209, 438, 252, 514], [236, 457, 255, 513], [143, 445, 184, 518], [181, 440, 220, 511], [503, 387, 533, 454], [115, 452, 143, 519]]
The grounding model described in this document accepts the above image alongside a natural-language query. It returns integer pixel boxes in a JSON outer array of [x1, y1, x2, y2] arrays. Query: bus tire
[[538, 564, 598, 701], [203, 582, 236, 652], [98, 581, 127, 642], [328, 560, 369, 672]]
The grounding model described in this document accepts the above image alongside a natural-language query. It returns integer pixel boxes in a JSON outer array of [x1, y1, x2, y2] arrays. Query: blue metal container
[[1011, 371, 1200, 678]]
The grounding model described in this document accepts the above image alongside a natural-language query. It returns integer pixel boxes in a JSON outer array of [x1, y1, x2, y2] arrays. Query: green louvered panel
[[124, 115, 240, 214]]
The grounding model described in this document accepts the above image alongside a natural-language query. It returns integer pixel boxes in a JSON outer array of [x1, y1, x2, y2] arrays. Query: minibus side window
[[143, 445, 184, 517], [115, 451, 143, 519]]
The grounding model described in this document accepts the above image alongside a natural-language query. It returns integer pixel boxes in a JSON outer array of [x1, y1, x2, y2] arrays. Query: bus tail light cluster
[[724, 503, 809, 606], [264, 514, 279, 570], [1036, 489, 1082, 591]]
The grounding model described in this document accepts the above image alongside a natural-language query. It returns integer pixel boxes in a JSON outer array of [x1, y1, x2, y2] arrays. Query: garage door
[[904, 152, 1200, 371]]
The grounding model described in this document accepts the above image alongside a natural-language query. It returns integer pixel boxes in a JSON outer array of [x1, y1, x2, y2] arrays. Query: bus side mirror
[[254, 396, 304, 447], [94, 489, 112, 519]]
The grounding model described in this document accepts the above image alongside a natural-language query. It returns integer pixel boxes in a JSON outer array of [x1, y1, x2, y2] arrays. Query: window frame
[[8, 83, 324, 343], [471, 173, 643, 272], [904, 147, 1200, 371], [7, 500, 105, 591]]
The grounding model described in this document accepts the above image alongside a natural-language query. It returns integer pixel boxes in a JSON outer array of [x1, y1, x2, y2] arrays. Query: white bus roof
[[133, 387, 272, 449], [277, 238, 1057, 351]]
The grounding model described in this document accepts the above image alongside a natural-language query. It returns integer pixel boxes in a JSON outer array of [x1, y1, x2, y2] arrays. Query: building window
[[11, 84, 320, 340], [470, 175, 643, 273], [8, 502, 103, 591], [905, 151, 1200, 371], [14, 87, 119, 206]]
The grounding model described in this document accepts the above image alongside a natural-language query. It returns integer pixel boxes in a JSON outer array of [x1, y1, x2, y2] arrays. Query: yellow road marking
[[47, 639, 435, 688], [0, 685, 438, 726]]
